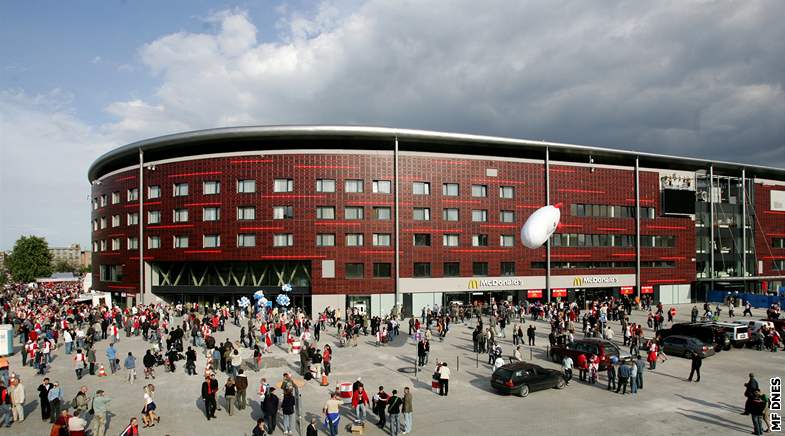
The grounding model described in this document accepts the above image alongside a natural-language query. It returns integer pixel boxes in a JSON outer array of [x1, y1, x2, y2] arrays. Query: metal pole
[[394, 136, 400, 315], [741, 169, 747, 279], [545, 147, 551, 304], [709, 166, 715, 289], [635, 157, 641, 302], [138, 148, 145, 306]]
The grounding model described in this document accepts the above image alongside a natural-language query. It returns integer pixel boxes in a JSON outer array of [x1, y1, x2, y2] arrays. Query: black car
[[490, 362, 565, 397], [661, 335, 716, 359], [660, 323, 730, 352]]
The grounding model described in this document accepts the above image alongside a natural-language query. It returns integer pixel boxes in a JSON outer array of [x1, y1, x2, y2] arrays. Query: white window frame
[[127, 212, 139, 226], [147, 236, 161, 249], [237, 179, 256, 193], [111, 214, 120, 228], [203, 234, 221, 248], [500, 186, 514, 199], [272, 206, 293, 220], [237, 206, 256, 221], [443, 208, 459, 221], [372, 233, 391, 246], [273, 179, 293, 193], [472, 209, 488, 222], [111, 192, 120, 204], [147, 185, 161, 199], [111, 238, 120, 251], [500, 235, 515, 247], [203, 207, 220, 222], [413, 207, 431, 221], [316, 233, 335, 247], [316, 206, 335, 220], [443, 234, 460, 247], [273, 233, 294, 247], [127, 188, 139, 201], [471, 184, 487, 197], [147, 210, 161, 225], [173, 208, 189, 223], [316, 179, 336, 193], [412, 181, 430, 195], [173, 235, 189, 249], [173, 183, 189, 197], [127, 237, 139, 250], [374, 207, 391, 220], [346, 233, 364, 247], [372, 180, 391, 194], [500, 210, 515, 223], [237, 233, 256, 247], [203, 180, 221, 195], [345, 206, 364, 220], [442, 183, 459, 196], [344, 179, 364, 193]]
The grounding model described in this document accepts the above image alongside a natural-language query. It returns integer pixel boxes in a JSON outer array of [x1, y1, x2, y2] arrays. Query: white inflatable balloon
[[520, 205, 561, 249]]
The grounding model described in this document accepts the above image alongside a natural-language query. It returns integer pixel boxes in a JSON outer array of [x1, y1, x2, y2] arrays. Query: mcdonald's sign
[[641, 285, 654, 294], [468, 279, 480, 289], [620, 286, 634, 295], [552, 288, 567, 297], [573, 277, 583, 287], [527, 289, 543, 298]]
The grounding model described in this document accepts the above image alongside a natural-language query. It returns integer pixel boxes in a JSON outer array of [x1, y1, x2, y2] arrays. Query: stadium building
[[87, 126, 785, 317]]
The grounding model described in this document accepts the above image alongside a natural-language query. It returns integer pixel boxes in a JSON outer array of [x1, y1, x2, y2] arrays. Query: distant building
[[50, 244, 83, 268], [79, 250, 91, 269], [0, 251, 7, 271]]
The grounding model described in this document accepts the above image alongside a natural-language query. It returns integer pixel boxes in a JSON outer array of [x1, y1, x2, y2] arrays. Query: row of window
[[550, 233, 676, 248], [344, 261, 508, 279], [570, 204, 656, 219], [94, 231, 519, 252], [92, 180, 519, 210], [530, 261, 676, 269], [773, 238, 785, 249], [93, 206, 517, 230]]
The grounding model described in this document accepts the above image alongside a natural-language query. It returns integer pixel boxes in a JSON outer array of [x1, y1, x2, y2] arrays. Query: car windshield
[[604, 342, 620, 355], [494, 368, 514, 378]]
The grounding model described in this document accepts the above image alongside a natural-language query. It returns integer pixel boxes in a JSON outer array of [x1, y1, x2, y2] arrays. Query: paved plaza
[[5, 303, 783, 436]]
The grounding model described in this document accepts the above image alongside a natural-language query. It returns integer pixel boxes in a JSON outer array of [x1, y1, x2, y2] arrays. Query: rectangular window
[[413, 208, 431, 221], [344, 179, 364, 193], [316, 206, 335, 220], [100, 217, 107, 229], [471, 209, 488, 222], [473, 262, 489, 276], [373, 207, 391, 220], [203, 234, 221, 248], [100, 240, 107, 251], [203, 180, 220, 195], [412, 182, 430, 195], [237, 206, 256, 220], [443, 234, 459, 247], [442, 183, 459, 196], [501, 262, 516, 276], [100, 194, 107, 207], [203, 207, 220, 222], [127, 212, 139, 226], [471, 184, 487, 197], [111, 215, 120, 228], [373, 263, 391, 278], [372, 180, 391, 194], [500, 210, 515, 223], [345, 263, 364, 279], [500, 235, 515, 247], [127, 188, 139, 201], [500, 186, 514, 199], [345, 206, 364, 220], [443, 208, 459, 221], [93, 220, 98, 231], [272, 206, 293, 220], [147, 211, 161, 224], [100, 265, 123, 282], [147, 185, 161, 199], [237, 179, 256, 193], [316, 233, 335, 247], [413, 233, 431, 246], [93, 198, 98, 210], [444, 262, 460, 277], [173, 183, 188, 197], [372, 233, 391, 246], [316, 179, 335, 193], [173, 208, 189, 223], [346, 233, 364, 246], [272, 234, 294, 247], [127, 237, 139, 250], [273, 178, 293, 192], [111, 192, 120, 204], [773, 238, 785, 249], [173, 235, 189, 248], [237, 234, 256, 247], [413, 262, 431, 277], [111, 238, 120, 251], [472, 234, 488, 247], [147, 236, 161, 249], [93, 241, 98, 252]]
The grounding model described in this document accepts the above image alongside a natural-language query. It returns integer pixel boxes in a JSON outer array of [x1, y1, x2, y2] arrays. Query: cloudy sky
[[1, 0, 784, 250]]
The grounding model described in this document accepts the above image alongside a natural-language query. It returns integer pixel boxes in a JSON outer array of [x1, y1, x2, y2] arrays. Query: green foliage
[[0, 271, 7, 286], [52, 259, 76, 273], [6, 235, 53, 283]]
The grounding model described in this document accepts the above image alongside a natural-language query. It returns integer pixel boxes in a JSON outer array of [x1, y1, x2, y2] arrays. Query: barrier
[[340, 382, 352, 399], [707, 290, 785, 309]]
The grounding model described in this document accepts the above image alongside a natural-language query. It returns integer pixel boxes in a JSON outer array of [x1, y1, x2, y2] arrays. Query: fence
[[707, 290, 785, 309]]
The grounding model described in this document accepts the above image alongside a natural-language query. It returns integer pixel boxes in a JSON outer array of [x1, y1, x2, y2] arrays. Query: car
[[661, 335, 716, 359], [663, 323, 731, 351], [735, 319, 775, 335], [549, 338, 631, 370], [704, 321, 751, 348], [490, 362, 566, 397]]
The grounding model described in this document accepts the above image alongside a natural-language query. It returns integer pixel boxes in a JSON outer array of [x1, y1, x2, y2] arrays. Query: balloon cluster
[[276, 294, 291, 307], [237, 296, 251, 308], [281, 283, 293, 293]]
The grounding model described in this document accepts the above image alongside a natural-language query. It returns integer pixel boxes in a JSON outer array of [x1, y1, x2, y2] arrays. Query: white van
[[733, 319, 774, 335]]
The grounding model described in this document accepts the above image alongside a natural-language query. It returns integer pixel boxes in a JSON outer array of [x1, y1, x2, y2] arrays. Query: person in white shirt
[[562, 355, 574, 385], [68, 410, 88, 434], [513, 346, 523, 362]]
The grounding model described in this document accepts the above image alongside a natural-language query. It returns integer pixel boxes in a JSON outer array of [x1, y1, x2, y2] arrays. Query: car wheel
[[723, 344, 732, 351], [555, 377, 566, 389], [714, 345, 722, 352], [733, 342, 745, 349], [684, 351, 693, 359], [518, 385, 530, 397], [550, 352, 560, 363]]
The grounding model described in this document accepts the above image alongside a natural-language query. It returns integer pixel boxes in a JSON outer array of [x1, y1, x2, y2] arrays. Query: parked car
[[661, 335, 716, 359], [490, 362, 566, 397], [662, 323, 732, 351], [735, 319, 775, 335], [549, 338, 630, 370], [707, 322, 751, 348]]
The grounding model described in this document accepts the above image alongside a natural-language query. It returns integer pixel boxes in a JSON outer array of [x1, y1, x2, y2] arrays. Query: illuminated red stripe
[[766, 233, 785, 237], [261, 195, 326, 199], [259, 255, 327, 260], [765, 211, 785, 214], [229, 159, 273, 164], [611, 253, 636, 257], [625, 198, 656, 203], [124, 201, 161, 208], [449, 249, 510, 253], [98, 252, 121, 256], [645, 225, 685, 230], [167, 171, 223, 178], [596, 227, 626, 231], [238, 226, 285, 231], [441, 199, 483, 204], [128, 256, 155, 260], [551, 254, 592, 258], [660, 256, 685, 260], [116, 175, 136, 181], [294, 165, 358, 169], [403, 229, 463, 233], [479, 224, 518, 229], [516, 205, 542, 209], [645, 279, 687, 284], [146, 224, 194, 229], [470, 179, 526, 185], [314, 221, 362, 226], [359, 250, 395, 255], [550, 168, 577, 173], [345, 201, 394, 206], [183, 202, 222, 207], [760, 255, 785, 259], [557, 188, 604, 194], [557, 224, 582, 228], [183, 249, 223, 254]]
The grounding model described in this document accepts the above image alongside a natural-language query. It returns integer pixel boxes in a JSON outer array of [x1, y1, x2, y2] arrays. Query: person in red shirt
[[119, 417, 139, 436], [577, 353, 588, 382], [352, 385, 370, 422]]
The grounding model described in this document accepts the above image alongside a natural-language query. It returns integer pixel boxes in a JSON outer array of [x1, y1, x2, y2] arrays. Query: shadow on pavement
[[675, 408, 749, 433]]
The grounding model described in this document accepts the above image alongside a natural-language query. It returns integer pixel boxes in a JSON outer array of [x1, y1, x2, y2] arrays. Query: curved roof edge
[[88, 124, 785, 181]]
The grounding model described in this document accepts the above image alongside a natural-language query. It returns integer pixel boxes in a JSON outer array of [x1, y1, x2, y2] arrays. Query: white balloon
[[520, 205, 561, 249]]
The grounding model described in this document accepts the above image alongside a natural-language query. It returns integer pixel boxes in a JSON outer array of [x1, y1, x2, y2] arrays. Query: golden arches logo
[[468, 279, 480, 289], [573, 277, 583, 286]]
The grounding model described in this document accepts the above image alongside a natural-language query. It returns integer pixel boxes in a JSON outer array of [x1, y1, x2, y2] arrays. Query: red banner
[[552, 288, 567, 297], [641, 285, 654, 294], [620, 286, 634, 295], [527, 290, 543, 298]]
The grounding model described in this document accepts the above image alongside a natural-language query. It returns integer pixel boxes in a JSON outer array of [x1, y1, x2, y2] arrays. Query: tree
[[6, 235, 53, 283], [52, 259, 76, 273]]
